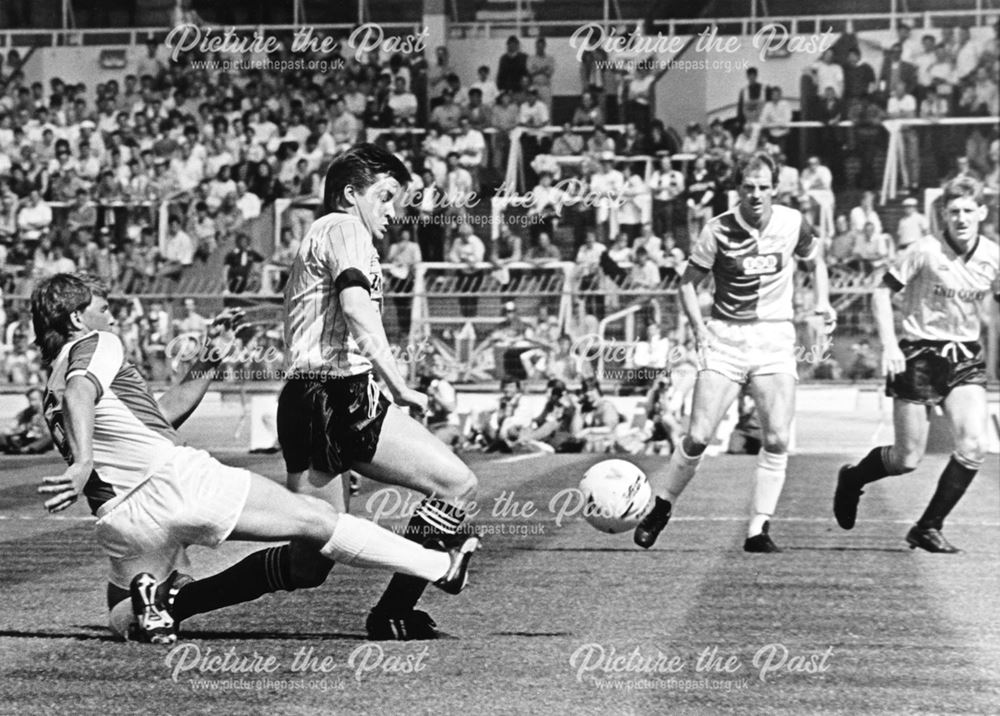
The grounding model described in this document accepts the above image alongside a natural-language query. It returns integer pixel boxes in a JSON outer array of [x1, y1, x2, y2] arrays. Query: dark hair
[[579, 376, 602, 395], [735, 151, 777, 186], [31, 273, 106, 364], [322, 142, 411, 214]]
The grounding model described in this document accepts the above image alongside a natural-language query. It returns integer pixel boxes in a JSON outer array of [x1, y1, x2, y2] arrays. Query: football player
[[635, 152, 835, 552], [277, 143, 481, 640], [834, 176, 999, 552]]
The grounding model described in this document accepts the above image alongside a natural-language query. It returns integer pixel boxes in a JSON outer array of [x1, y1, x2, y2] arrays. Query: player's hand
[[814, 304, 838, 337], [882, 343, 906, 379], [38, 463, 91, 513], [394, 387, 429, 415], [208, 308, 246, 338]]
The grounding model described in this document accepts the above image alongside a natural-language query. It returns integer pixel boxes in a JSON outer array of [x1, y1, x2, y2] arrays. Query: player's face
[[77, 295, 116, 332], [943, 195, 986, 247], [349, 174, 402, 241], [737, 168, 774, 227]]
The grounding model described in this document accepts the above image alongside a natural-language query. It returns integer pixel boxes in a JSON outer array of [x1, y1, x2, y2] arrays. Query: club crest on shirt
[[740, 253, 782, 276]]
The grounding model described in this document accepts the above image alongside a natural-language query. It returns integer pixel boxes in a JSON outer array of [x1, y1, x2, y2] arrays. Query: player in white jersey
[[33, 274, 478, 644], [834, 177, 1000, 552], [635, 152, 836, 552], [276, 143, 480, 640]]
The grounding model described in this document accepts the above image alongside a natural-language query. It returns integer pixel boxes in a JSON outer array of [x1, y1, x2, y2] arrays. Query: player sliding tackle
[[33, 274, 478, 644], [277, 143, 481, 640], [634, 152, 836, 553], [835, 177, 999, 552]]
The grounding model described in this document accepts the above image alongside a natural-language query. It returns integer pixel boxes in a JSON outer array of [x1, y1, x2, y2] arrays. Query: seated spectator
[[681, 122, 707, 155], [0, 192, 18, 243], [518, 379, 586, 453], [16, 190, 52, 241], [827, 214, 856, 266], [551, 123, 584, 156], [470, 65, 499, 107], [585, 127, 616, 157], [845, 339, 879, 381], [528, 231, 562, 263], [188, 201, 218, 259], [235, 181, 262, 222], [849, 190, 883, 236], [849, 221, 893, 272], [0, 387, 51, 454], [225, 233, 264, 293], [572, 91, 605, 127], [262, 227, 300, 294], [464, 88, 492, 131], [518, 87, 550, 129], [159, 214, 195, 277], [387, 75, 418, 123], [65, 188, 96, 232], [732, 121, 761, 160], [429, 88, 462, 132], [453, 117, 487, 171], [773, 152, 800, 206], [760, 86, 792, 152], [468, 377, 524, 452]]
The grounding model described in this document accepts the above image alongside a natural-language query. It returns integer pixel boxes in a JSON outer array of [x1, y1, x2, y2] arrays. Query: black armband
[[334, 268, 372, 295]]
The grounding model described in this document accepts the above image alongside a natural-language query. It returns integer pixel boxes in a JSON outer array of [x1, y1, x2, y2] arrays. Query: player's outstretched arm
[[341, 285, 428, 413], [38, 376, 96, 512], [872, 287, 905, 377], [158, 308, 245, 428]]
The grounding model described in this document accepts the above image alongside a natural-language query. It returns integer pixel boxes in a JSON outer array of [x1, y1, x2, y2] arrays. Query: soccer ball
[[579, 459, 652, 534]]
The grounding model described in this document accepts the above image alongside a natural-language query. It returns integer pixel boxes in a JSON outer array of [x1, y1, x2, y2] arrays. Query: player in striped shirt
[[277, 143, 481, 640], [635, 152, 836, 553], [33, 274, 477, 644], [834, 177, 1000, 552]]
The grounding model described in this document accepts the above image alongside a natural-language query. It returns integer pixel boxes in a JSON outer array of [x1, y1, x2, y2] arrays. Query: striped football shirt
[[689, 204, 819, 322], [43, 330, 182, 513], [284, 212, 384, 377], [884, 234, 1000, 342]]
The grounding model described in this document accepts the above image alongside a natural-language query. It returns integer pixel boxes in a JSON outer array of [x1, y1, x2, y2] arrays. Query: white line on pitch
[[494, 453, 549, 465]]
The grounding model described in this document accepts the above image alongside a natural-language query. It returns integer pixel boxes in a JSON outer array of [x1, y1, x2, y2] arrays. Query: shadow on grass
[[0, 627, 116, 642]]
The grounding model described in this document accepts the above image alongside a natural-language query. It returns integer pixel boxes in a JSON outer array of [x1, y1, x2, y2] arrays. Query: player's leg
[[908, 384, 988, 553], [835, 399, 929, 529], [742, 372, 797, 552], [634, 369, 742, 549], [352, 405, 479, 637]]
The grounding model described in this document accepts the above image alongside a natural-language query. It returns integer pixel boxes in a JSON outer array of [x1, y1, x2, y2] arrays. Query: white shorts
[[94, 446, 252, 589], [700, 319, 798, 384]]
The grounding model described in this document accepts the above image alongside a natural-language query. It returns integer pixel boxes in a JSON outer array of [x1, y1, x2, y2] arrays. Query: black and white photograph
[[0, 0, 998, 713]]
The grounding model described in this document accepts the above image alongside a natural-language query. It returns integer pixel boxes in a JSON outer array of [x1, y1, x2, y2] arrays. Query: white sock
[[319, 513, 450, 582], [750, 451, 788, 536], [658, 441, 704, 504], [108, 599, 135, 641]]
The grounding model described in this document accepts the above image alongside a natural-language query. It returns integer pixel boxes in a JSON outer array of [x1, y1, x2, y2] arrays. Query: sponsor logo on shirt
[[740, 253, 782, 276]]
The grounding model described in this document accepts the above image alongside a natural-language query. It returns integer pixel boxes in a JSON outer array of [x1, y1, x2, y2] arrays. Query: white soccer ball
[[579, 459, 652, 534]]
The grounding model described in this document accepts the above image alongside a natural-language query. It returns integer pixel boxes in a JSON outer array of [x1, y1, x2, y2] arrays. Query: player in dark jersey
[[834, 177, 999, 552]]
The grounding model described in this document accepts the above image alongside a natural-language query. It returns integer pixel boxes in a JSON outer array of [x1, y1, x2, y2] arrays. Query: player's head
[[735, 152, 777, 226], [31, 273, 114, 363], [322, 142, 411, 241], [941, 176, 987, 246]]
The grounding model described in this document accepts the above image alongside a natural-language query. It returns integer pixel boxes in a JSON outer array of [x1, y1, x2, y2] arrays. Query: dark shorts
[[886, 340, 987, 406], [277, 372, 391, 474]]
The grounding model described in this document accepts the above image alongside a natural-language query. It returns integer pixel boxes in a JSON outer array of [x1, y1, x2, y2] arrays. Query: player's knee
[[954, 440, 985, 469], [761, 429, 789, 454], [894, 446, 923, 473], [680, 434, 708, 457], [287, 542, 334, 590], [295, 496, 340, 545]]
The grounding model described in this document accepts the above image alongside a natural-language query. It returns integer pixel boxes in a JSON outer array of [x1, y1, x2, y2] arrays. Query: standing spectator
[[618, 162, 651, 241], [953, 26, 982, 83], [887, 81, 921, 191], [575, 230, 607, 318], [489, 92, 520, 173], [386, 229, 422, 341], [497, 36, 529, 95], [896, 197, 928, 250], [760, 86, 792, 153], [914, 34, 939, 104], [685, 156, 715, 240], [811, 48, 844, 98], [843, 48, 877, 149], [427, 46, 454, 106], [448, 222, 486, 318], [572, 91, 605, 127], [737, 67, 765, 129], [526, 171, 564, 242], [827, 214, 855, 267], [589, 154, 624, 243], [224, 233, 264, 293], [878, 43, 918, 100], [188, 201, 218, 259], [648, 155, 686, 244], [387, 76, 418, 123], [849, 221, 893, 272], [527, 37, 555, 113]]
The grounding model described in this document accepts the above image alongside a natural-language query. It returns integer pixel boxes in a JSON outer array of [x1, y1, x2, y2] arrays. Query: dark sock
[[917, 456, 978, 530], [172, 545, 293, 622], [372, 498, 466, 617], [843, 446, 892, 488]]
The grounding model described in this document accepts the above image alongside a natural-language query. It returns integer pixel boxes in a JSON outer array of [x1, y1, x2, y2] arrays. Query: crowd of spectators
[[1, 20, 998, 390]]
